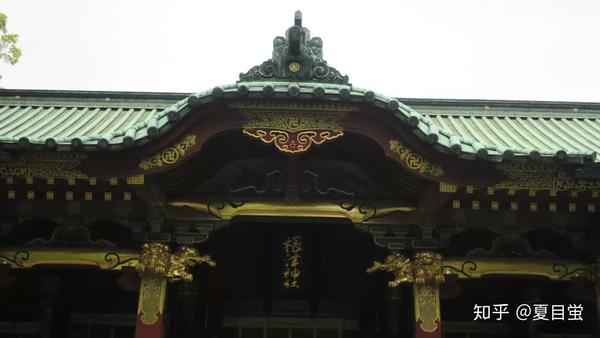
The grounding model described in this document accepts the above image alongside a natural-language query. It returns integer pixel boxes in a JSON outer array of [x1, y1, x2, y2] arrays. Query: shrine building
[[0, 11, 599, 338]]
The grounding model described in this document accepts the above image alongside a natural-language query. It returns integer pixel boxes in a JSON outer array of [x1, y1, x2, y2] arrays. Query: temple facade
[[0, 12, 599, 338]]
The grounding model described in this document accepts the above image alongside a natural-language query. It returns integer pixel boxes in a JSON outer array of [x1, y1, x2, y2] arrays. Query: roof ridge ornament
[[238, 11, 350, 84]]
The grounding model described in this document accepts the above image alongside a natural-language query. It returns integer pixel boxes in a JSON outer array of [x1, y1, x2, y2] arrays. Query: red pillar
[[413, 284, 442, 338], [135, 276, 167, 338]]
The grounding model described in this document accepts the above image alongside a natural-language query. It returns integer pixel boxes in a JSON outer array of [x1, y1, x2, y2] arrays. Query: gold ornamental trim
[[414, 284, 441, 333], [496, 163, 600, 191], [168, 200, 415, 224], [138, 276, 167, 325], [0, 248, 139, 270], [139, 135, 196, 170], [0, 152, 88, 179], [367, 254, 592, 283], [241, 111, 346, 154], [443, 257, 591, 280], [389, 140, 444, 177]]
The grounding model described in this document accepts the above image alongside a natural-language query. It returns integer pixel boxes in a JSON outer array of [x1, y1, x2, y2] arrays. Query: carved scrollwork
[[552, 263, 591, 280], [241, 111, 346, 154], [442, 260, 478, 278], [0, 250, 29, 268], [104, 252, 140, 270]]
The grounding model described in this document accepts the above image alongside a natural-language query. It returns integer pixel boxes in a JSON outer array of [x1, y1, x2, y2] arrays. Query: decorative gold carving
[[138, 276, 167, 325], [367, 251, 444, 287], [241, 111, 345, 154], [139, 135, 196, 170], [288, 62, 301, 73], [282, 236, 302, 289], [413, 252, 445, 285], [439, 182, 457, 193], [367, 252, 412, 287], [0, 152, 87, 179], [389, 140, 444, 177], [135, 243, 216, 282], [168, 200, 415, 224], [0, 248, 139, 270], [496, 163, 600, 191], [127, 175, 145, 185], [414, 284, 440, 333], [443, 258, 592, 280]]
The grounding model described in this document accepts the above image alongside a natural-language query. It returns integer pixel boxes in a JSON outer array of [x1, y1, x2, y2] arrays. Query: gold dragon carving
[[367, 251, 445, 286], [136, 243, 216, 282]]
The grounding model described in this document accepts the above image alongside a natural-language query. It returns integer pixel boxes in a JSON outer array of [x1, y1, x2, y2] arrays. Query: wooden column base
[[413, 284, 441, 338], [135, 276, 167, 338]]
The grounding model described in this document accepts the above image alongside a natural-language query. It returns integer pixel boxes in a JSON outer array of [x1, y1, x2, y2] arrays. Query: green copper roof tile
[[0, 86, 599, 163]]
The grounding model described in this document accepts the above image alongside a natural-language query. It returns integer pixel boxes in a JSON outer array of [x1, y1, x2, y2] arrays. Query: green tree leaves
[[0, 12, 22, 79]]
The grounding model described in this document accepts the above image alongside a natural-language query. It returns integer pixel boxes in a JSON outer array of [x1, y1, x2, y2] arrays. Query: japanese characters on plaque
[[282, 236, 302, 289]]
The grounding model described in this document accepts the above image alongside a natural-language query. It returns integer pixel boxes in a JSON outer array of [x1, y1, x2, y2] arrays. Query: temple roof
[[0, 12, 598, 163], [0, 86, 599, 163]]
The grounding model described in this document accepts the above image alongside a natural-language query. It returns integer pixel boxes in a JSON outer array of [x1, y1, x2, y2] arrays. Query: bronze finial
[[238, 11, 349, 84], [294, 10, 302, 26]]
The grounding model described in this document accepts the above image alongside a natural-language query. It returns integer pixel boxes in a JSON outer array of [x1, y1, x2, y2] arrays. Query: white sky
[[1, 0, 600, 102]]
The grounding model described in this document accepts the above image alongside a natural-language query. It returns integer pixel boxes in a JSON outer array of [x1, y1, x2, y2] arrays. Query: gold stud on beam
[[6, 177, 13, 184], [67, 177, 75, 185], [571, 191, 578, 198], [550, 189, 557, 197], [89, 177, 97, 185], [588, 203, 596, 213], [26, 191, 34, 200], [466, 185, 474, 194], [510, 202, 518, 211], [47, 177, 54, 185], [109, 177, 118, 186], [124, 192, 132, 201], [491, 201, 499, 210], [452, 200, 460, 209], [508, 188, 516, 196], [85, 192, 93, 201], [104, 192, 112, 201], [25, 176, 33, 185], [530, 202, 538, 212], [66, 191, 74, 201], [569, 203, 576, 212], [487, 187, 495, 195], [7, 190, 15, 199], [439, 182, 457, 193], [126, 175, 144, 185], [472, 200, 480, 210], [549, 202, 557, 212], [46, 191, 54, 200], [528, 189, 536, 197]]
